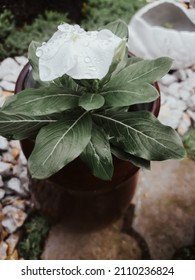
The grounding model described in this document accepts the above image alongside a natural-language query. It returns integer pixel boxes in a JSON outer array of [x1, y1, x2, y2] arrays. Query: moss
[[18, 212, 51, 260], [0, 10, 70, 60], [183, 128, 195, 161], [173, 246, 195, 260]]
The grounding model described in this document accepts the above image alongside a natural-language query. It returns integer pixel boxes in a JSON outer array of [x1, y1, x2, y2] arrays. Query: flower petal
[[36, 24, 124, 81], [67, 30, 123, 80]]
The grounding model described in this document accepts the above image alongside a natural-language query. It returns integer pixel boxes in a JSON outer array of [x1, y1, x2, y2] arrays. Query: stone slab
[[133, 159, 195, 259]]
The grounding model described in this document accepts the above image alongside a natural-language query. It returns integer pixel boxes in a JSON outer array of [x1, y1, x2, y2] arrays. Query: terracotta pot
[[15, 63, 160, 231]]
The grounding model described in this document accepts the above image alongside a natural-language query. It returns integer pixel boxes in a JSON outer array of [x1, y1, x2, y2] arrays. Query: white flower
[[36, 23, 125, 81]]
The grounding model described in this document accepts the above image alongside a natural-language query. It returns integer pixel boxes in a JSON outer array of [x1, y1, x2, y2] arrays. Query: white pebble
[[160, 73, 177, 86], [0, 162, 11, 176], [5, 177, 28, 197], [14, 56, 28, 66], [0, 80, 15, 92], [0, 136, 8, 150], [0, 58, 21, 80], [177, 112, 191, 135]]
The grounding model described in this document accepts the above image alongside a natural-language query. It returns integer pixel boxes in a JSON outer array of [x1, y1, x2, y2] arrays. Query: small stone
[[0, 136, 8, 150], [19, 151, 27, 165], [3, 152, 15, 163], [2, 208, 27, 233], [185, 68, 194, 78], [174, 69, 187, 81], [6, 233, 20, 255], [3, 73, 19, 83], [14, 56, 28, 66], [177, 113, 192, 135], [11, 148, 20, 160], [0, 211, 4, 222], [187, 110, 195, 121], [0, 241, 8, 260], [6, 249, 19, 260], [9, 140, 21, 149], [0, 162, 11, 175], [179, 88, 191, 101], [159, 91, 167, 105], [0, 189, 5, 200], [188, 95, 195, 109], [0, 80, 15, 92], [2, 195, 20, 206], [160, 74, 177, 86], [12, 199, 26, 210], [5, 177, 28, 197], [0, 57, 21, 79], [2, 205, 18, 215], [12, 165, 22, 176], [166, 97, 187, 111], [0, 227, 9, 241], [167, 82, 181, 98], [0, 175, 3, 187], [2, 216, 17, 233], [158, 104, 183, 129]]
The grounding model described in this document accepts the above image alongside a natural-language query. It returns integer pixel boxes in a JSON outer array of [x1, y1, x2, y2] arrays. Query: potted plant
[[0, 20, 185, 231]]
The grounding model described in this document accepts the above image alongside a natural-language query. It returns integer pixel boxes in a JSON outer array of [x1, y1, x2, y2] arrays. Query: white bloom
[[36, 23, 124, 81]]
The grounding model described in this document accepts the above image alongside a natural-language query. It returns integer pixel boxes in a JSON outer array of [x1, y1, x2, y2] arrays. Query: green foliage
[[183, 128, 195, 161], [81, 0, 147, 30], [0, 9, 15, 39], [173, 246, 195, 260], [0, 20, 186, 181], [0, 10, 70, 60], [18, 213, 51, 260]]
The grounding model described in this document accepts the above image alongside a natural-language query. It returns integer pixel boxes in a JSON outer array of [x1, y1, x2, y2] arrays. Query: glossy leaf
[[93, 111, 186, 161], [0, 111, 56, 140], [28, 112, 92, 179], [79, 93, 105, 111], [80, 126, 113, 180], [111, 146, 150, 170], [106, 57, 173, 88], [2, 86, 79, 116], [102, 82, 159, 107]]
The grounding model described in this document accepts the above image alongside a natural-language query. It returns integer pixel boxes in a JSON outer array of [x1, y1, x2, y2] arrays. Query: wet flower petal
[[36, 23, 124, 81]]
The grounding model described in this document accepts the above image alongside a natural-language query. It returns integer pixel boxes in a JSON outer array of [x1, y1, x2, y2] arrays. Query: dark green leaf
[[80, 126, 113, 180], [106, 57, 173, 88], [28, 112, 92, 179], [100, 19, 129, 39], [93, 111, 186, 161], [0, 111, 56, 140], [53, 75, 80, 91], [2, 86, 79, 116], [102, 82, 159, 107], [111, 146, 150, 170], [79, 93, 105, 111]]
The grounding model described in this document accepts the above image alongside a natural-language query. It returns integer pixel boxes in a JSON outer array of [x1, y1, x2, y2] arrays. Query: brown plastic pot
[[15, 63, 160, 231]]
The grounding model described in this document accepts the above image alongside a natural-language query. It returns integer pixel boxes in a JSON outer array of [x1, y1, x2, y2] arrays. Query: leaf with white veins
[[80, 126, 113, 180], [2, 86, 79, 116], [28, 112, 92, 179], [105, 57, 173, 88], [102, 82, 159, 107], [93, 111, 185, 161], [111, 146, 150, 170], [0, 111, 56, 140]]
